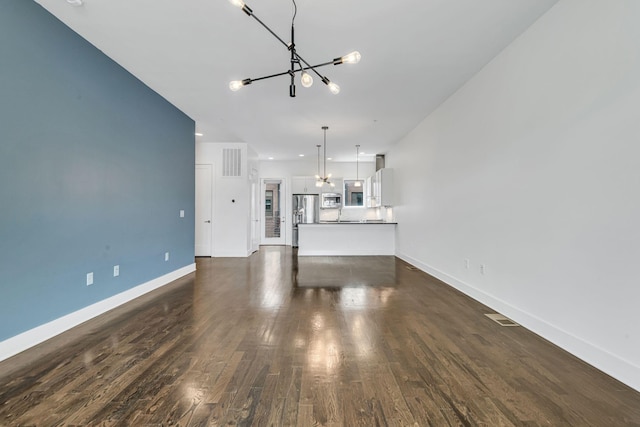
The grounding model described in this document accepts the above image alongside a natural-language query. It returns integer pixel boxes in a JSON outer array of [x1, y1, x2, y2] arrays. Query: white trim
[[298, 249, 394, 256], [0, 263, 196, 363], [396, 252, 640, 392], [214, 251, 253, 258]]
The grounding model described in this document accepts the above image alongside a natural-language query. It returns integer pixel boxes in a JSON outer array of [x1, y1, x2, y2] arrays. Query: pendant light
[[354, 145, 362, 187], [315, 126, 334, 187], [315, 144, 323, 187]]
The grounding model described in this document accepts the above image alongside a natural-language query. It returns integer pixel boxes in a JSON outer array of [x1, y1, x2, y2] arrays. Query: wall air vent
[[222, 148, 242, 177]]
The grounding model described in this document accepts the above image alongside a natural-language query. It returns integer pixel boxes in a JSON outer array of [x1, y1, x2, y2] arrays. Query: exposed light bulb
[[229, 0, 245, 8], [300, 71, 313, 88], [328, 82, 340, 95], [354, 181, 362, 187], [315, 180, 323, 188], [341, 51, 361, 64], [330, 182, 335, 188], [229, 80, 244, 91]]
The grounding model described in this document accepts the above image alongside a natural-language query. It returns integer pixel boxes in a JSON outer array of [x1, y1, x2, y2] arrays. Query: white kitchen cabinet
[[365, 175, 374, 208], [367, 168, 393, 207], [298, 222, 396, 256], [292, 176, 320, 194]]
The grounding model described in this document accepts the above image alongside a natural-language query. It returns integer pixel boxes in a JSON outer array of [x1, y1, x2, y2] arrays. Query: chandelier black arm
[[239, 3, 342, 79], [241, 6, 290, 50], [293, 52, 334, 81], [242, 59, 339, 84]]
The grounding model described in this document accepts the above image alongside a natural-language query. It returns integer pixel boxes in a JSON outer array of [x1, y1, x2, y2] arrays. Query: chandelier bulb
[[341, 51, 361, 64], [229, 80, 244, 91], [354, 181, 362, 187], [229, 0, 245, 8], [301, 71, 313, 88], [327, 82, 340, 95]]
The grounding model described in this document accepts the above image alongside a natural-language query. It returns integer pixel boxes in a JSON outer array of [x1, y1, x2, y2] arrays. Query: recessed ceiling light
[[360, 151, 365, 155], [268, 157, 274, 160], [195, 132, 203, 136], [67, 0, 83, 6], [299, 154, 304, 157], [327, 157, 332, 160]]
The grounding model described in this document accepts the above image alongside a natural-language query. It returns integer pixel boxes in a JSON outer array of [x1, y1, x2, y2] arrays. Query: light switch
[[86, 272, 93, 286], [113, 265, 120, 277], [180, 210, 185, 218]]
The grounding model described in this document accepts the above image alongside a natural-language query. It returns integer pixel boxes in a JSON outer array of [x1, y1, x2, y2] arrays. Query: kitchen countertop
[[301, 221, 397, 225]]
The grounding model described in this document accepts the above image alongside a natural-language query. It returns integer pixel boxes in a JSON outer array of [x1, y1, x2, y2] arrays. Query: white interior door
[[261, 178, 285, 245], [195, 164, 213, 256]]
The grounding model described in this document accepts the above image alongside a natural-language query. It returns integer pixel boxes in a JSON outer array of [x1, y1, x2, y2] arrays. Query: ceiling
[[35, 0, 558, 162]]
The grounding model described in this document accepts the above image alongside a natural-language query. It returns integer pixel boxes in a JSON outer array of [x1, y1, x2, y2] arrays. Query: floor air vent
[[485, 313, 520, 327]]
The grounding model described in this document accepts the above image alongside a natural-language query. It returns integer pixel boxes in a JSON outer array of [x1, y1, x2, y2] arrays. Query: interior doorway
[[261, 178, 285, 245]]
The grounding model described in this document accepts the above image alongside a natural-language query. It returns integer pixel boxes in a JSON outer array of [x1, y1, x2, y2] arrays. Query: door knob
[[205, 220, 211, 223]]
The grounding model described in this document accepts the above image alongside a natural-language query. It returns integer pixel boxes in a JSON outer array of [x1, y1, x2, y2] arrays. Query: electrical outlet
[[165, 252, 169, 261], [480, 264, 486, 275], [113, 265, 120, 277], [180, 210, 185, 218], [464, 259, 470, 269], [86, 272, 94, 286]]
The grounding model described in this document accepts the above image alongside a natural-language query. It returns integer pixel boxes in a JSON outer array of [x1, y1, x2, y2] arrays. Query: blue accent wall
[[0, 0, 195, 341]]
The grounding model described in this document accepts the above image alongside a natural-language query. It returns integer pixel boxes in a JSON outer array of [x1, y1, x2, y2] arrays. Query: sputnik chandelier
[[228, 0, 361, 97], [315, 126, 334, 187]]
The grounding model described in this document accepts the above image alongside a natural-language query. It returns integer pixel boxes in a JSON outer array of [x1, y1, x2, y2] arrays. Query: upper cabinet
[[367, 168, 393, 207], [292, 176, 320, 195]]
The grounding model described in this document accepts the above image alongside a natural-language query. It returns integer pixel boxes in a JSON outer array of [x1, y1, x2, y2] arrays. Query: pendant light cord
[[323, 127, 327, 179], [292, 0, 297, 27]]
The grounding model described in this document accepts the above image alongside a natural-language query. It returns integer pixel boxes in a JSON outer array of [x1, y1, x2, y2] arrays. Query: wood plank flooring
[[1, 246, 639, 426]]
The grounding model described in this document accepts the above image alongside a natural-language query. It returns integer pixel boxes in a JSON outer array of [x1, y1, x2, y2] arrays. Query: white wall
[[196, 142, 253, 257], [387, 0, 640, 391]]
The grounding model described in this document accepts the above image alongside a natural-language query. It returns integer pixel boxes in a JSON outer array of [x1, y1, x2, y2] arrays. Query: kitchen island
[[297, 221, 396, 256]]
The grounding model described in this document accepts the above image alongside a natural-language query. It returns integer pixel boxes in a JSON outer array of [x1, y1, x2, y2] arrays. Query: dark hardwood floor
[[1, 246, 639, 426]]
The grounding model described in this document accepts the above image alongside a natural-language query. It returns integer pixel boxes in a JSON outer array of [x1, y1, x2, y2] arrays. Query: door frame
[[261, 178, 286, 245], [250, 168, 260, 253]]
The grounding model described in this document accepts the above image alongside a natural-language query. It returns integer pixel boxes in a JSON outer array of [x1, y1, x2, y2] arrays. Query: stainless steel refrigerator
[[292, 194, 319, 247]]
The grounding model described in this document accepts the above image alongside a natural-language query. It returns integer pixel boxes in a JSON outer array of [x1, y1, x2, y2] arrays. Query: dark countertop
[[300, 221, 397, 225]]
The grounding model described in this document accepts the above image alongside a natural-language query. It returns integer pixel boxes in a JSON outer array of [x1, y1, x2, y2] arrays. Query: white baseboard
[[298, 249, 395, 256], [396, 252, 640, 393], [0, 263, 196, 363], [214, 251, 251, 257]]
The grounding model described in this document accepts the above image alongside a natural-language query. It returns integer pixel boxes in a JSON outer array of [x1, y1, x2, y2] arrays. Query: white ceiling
[[35, 0, 558, 162]]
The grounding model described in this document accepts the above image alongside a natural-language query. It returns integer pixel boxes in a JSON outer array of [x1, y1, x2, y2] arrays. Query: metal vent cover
[[222, 148, 242, 177], [485, 313, 520, 327]]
